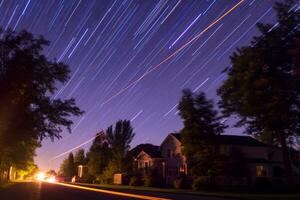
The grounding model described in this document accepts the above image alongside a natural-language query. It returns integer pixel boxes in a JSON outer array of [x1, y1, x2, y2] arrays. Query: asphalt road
[[0, 181, 234, 200]]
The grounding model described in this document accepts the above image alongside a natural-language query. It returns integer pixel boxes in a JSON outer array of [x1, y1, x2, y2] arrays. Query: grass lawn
[[0, 182, 15, 188], [73, 182, 300, 200]]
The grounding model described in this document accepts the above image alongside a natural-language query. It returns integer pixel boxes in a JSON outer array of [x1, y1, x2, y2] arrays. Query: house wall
[[237, 145, 283, 162], [226, 145, 284, 183], [136, 151, 154, 169], [160, 135, 187, 184], [135, 151, 164, 178]]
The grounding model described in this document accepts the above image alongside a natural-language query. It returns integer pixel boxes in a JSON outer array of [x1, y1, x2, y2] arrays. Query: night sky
[[0, 0, 281, 171]]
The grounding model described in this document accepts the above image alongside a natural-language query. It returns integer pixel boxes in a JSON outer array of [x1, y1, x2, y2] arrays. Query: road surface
[[0, 181, 234, 200]]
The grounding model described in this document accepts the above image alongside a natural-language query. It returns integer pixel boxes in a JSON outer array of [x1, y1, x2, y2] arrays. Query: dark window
[[145, 162, 149, 169], [273, 166, 284, 177]]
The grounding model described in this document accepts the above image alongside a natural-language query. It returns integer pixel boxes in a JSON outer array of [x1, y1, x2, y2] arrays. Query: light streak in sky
[[68, 28, 89, 58], [164, 103, 178, 117], [131, 110, 143, 122], [193, 77, 210, 92], [169, 11, 202, 49], [161, 0, 182, 24], [51, 134, 98, 160], [5, 5, 18, 31], [84, 5, 112, 46], [203, 0, 217, 15], [100, 0, 245, 106], [65, 0, 81, 26]]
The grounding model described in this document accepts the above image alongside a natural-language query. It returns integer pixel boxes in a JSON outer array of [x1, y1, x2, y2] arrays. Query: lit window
[[180, 164, 186, 173], [256, 165, 266, 177]]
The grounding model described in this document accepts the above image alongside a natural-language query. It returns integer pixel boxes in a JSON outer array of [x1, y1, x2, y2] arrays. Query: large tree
[[59, 152, 76, 179], [217, 1, 300, 176], [106, 120, 135, 172], [0, 29, 83, 174], [86, 131, 111, 178], [178, 90, 225, 177], [74, 148, 86, 166]]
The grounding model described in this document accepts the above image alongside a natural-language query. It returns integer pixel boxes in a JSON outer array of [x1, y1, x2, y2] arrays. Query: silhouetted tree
[[178, 90, 225, 177], [86, 131, 111, 178], [217, 1, 300, 176], [106, 120, 135, 172], [58, 153, 75, 179], [74, 148, 86, 166], [67, 153, 75, 178], [59, 158, 68, 176], [0, 29, 83, 178]]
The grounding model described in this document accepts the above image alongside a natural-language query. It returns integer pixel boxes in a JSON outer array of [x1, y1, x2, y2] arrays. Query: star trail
[[0, 0, 281, 171]]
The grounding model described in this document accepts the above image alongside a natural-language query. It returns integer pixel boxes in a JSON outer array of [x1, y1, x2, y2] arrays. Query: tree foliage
[[84, 120, 135, 182], [74, 148, 86, 166], [0, 29, 83, 174], [217, 1, 300, 175], [86, 131, 111, 178], [178, 90, 225, 176], [106, 120, 135, 172], [59, 153, 76, 179]]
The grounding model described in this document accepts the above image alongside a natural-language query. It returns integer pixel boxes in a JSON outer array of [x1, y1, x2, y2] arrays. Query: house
[[131, 134, 187, 184], [131, 133, 286, 186], [130, 143, 164, 175], [215, 135, 284, 184], [160, 133, 187, 184]]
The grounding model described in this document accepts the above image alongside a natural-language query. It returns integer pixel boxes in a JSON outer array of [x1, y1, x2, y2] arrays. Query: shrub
[[143, 173, 154, 187], [192, 176, 214, 191], [129, 176, 142, 186], [173, 177, 188, 189], [99, 161, 118, 184], [253, 177, 271, 192], [142, 169, 163, 187]]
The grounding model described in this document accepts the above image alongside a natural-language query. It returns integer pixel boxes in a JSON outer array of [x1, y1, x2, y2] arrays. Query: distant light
[[46, 176, 56, 183], [36, 172, 46, 181]]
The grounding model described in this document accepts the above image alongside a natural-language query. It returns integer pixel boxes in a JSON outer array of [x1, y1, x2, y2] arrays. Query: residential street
[[0, 182, 233, 200]]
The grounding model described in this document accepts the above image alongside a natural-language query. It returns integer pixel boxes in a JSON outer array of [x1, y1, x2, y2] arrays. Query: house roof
[[247, 158, 283, 164], [169, 133, 268, 147], [130, 143, 161, 158], [170, 133, 181, 142], [217, 135, 268, 146]]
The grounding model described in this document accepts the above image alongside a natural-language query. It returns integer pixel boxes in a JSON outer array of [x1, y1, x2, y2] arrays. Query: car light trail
[[50, 182, 171, 200], [100, 0, 245, 106]]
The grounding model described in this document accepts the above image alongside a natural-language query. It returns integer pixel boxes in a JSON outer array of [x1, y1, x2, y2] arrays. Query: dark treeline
[[58, 120, 135, 183]]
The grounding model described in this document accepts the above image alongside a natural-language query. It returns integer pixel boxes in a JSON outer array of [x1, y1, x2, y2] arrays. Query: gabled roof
[[130, 143, 161, 158], [170, 133, 181, 142], [160, 133, 182, 147]]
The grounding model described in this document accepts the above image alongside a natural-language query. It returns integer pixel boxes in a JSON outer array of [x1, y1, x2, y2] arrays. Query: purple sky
[[0, 0, 278, 171]]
